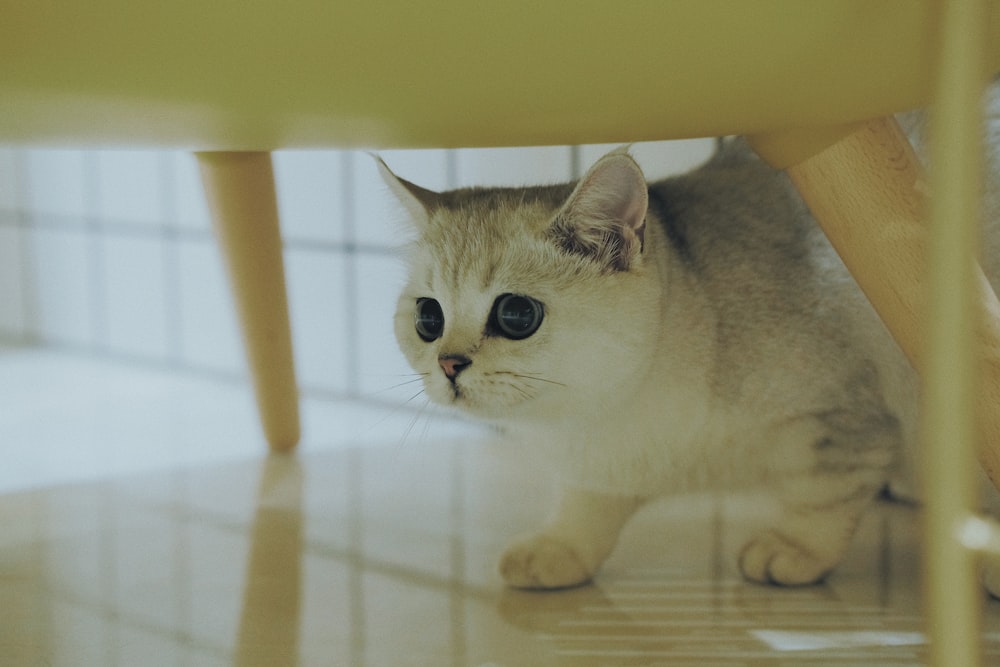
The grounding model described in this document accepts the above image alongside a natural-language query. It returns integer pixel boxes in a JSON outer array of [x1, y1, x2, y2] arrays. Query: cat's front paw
[[500, 534, 594, 590], [738, 530, 836, 586]]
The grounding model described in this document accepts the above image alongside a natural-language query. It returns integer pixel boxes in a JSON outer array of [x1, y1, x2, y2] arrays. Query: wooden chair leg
[[196, 152, 301, 452], [749, 117, 1000, 489]]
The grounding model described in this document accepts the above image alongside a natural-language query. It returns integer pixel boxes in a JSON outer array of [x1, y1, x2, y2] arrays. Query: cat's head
[[380, 149, 662, 423]]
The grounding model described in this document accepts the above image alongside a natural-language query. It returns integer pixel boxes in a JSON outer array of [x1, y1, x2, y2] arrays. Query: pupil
[[416, 298, 444, 341], [493, 293, 543, 340], [500, 297, 535, 332]]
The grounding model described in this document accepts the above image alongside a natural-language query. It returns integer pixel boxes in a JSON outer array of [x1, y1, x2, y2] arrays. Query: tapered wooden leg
[[748, 116, 1000, 490], [196, 152, 301, 452]]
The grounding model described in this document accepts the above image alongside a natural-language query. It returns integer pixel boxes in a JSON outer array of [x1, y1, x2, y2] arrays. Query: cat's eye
[[415, 298, 445, 342], [491, 294, 544, 340]]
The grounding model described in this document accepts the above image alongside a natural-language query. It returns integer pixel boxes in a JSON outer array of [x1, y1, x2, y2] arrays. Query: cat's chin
[[422, 383, 532, 420], [430, 392, 526, 422], [449, 399, 519, 421]]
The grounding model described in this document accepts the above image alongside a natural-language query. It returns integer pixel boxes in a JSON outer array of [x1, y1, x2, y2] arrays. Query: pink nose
[[438, 355, 471, 379]]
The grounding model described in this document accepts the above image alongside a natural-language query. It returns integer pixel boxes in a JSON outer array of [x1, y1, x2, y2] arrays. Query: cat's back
[[648, 140, 850, 331], [649, 140, 821, 278], [645, 139, 889, 415]]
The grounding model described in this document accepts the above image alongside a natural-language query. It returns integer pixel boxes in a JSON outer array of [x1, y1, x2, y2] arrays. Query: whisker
[[362, 385, 427, 435], [512, 385, 535, 401], [490, 375, 537, 401], [512, 373, 567, 388], [396, 392, 430, 451], [404, 388, 427, 405], [416, 401, 439, 446], [372, 374, 429, 395]]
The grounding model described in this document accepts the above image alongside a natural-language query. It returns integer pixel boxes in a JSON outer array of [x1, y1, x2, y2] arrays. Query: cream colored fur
[[379, 94, 1000, 591]]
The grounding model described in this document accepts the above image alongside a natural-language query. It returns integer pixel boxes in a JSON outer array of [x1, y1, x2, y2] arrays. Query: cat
[[378, 100, 1000, 591]]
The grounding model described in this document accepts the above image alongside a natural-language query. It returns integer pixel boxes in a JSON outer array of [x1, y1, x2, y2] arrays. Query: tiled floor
[[4, 346, 1000, 666]]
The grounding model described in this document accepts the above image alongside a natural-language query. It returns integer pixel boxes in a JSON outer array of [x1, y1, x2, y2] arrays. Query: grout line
[[14, 148, 361, 389], [16, 214, 30, 343], [0, 149, 28, 343], [160, 152, 184, 366], [283, 237, 400, 256], [83, 150, 108, 354], [12, 163, 35, 341], [340, 151, 361, 396], [19, 209, 40, 340], [17, 208, 401, 255]]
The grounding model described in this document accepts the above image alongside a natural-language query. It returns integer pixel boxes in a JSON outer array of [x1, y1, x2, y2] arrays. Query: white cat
[[379, 103, 999, 591]]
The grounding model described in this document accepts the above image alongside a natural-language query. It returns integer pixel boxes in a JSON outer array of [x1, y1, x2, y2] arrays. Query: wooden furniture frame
[[4, 3, 1000, 663]]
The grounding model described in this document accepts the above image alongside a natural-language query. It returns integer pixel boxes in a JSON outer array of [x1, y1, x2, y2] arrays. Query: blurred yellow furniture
[[3, 2, 1000, 664]]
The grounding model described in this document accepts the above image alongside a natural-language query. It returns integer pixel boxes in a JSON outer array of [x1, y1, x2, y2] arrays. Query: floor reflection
[[235, 454, 303, 666], [6, 437, 1000, 666]]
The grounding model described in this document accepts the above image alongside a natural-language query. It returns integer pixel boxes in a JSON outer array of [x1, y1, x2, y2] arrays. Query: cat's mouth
[[426, 375, 469, 409], [434, 370, 563, 417], [427, 374, 506, 416], [447, 382, 481, 411]]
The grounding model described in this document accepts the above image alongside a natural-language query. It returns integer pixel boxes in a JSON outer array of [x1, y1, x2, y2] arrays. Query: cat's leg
[[739, 412, 898, 586], [739, 488, 877, 586], [500, 487, 643, 590]]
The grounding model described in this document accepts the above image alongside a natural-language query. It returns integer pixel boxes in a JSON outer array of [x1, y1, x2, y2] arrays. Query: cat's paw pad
[[499, 534, 593, 590], [738, 531, 835, 586]]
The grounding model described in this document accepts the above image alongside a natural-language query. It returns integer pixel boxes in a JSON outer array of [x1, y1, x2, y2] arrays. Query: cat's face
[[381, 150, 661, 423]]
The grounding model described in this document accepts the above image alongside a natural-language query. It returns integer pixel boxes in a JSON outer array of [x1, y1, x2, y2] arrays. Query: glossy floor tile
[[4, 347, 1000, 666]]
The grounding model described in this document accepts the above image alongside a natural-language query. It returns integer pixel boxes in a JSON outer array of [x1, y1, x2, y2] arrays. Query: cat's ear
[[374, 155, 438, 228], [549, 148, 648, 271]]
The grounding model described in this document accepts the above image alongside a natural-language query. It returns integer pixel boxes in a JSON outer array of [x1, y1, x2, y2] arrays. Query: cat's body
[[510, 144, 913, 498], [381, 94, 999, 590]]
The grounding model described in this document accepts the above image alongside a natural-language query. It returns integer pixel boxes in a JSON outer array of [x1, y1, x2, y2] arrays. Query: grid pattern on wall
[[0, 141, 713, 407]]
